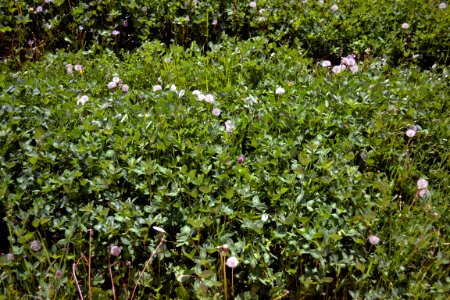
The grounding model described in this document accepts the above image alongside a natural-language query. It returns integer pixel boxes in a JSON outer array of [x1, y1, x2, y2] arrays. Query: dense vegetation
[[1, 1, 449, 299]]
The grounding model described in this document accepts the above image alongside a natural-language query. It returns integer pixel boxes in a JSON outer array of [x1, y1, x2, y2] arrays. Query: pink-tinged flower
[[418, 189, 431, 198], [185, 15, 190, 22], [332, 65, 344, 74], [331, 4, 338, 11], [275, 87, 285, 95], [121, 84, 129, 93], [192, 90, 201, 96], [110, 245, 121, 257], [237, 155, 245, 164], [6, 253, 14, 261], [30, 240, 42, 252], [226, 256, 239, 268], [66, 64, 73, 74], [350, 65, 359, 73], [112, 30, 120, 36], [36, 6, 43, 13], [153, 84, 162, 91], [225, 120, 235, 133], [368, 234, 380, 245], [405, 129, 416, 138], [249, 1, 257, 8], [212, 108, 221, 116], [77, 95, 89, 106], [205, 94, 215, 103], [417, 179, 428, 190], [197, 93, 206, 101], [55, 270, 63, 279], [74, 64, 83, 72], [439, 2, 447, 9], [343, 55, 356, 66], [321, 60, 331, 67], [212, 19, 218, 25], [141, 6, 147, 13], [402, 23, 409, 30], [112, 76, 121, 84], [108, 82, 116, 90], [45, 0, 53, 3]]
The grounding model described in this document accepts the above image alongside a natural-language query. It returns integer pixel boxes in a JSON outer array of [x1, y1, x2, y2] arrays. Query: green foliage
[[1, 0, 449, 68], [0, 37, 449, 298]]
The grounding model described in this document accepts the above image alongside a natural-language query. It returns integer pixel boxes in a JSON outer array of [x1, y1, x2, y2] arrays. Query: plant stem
[[130, 237, 166, 300]]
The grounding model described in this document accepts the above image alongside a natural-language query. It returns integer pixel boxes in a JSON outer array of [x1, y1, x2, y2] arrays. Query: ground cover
[[0, 1, 449, 299]]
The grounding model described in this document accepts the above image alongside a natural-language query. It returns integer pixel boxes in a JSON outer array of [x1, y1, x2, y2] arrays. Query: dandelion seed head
[[368, 234, 380, 245], [226, 256, 239, 268], [417, 179, 429, 190], [405, 129, 416, 138], [212, 108, 221, 116], [110, 245, 121, 257], [108, 82, 116, 90], [205, 94, 214, 103]]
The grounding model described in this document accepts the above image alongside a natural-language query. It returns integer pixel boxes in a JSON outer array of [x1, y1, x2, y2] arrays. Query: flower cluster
[[192, 90, 214, 103], [417, 178, 431, 198], [275, 87, 285, 95], [107, 76, 129, 93], [368, 234, 380, 245], [322, 55, 359, 74], [66, 64, 84, 74]]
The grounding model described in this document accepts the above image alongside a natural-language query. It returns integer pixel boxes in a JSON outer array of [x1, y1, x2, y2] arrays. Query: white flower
[[185, 15, 190, 22], [318, 0, 324, 5], [350, 65, 359, 73], [108, 82, 116, 89], [402, 23, 409, 30], [192, 90, 201, 96], [178, 89, 185, 98], [275, 87, 285, 95], [205, 94, 214, 103], [212, 108, 221, 116], [153, 84, 162, 91], [343, 55, 356, 66], [368, 234, 380, 245], [170, 84, 177, 92], [261, 213, 269, 222], [249, 1, 256, 8], [66, 64, 73, 74], [74, 64, 83, 72], [439, 2, 447, 9], [197, 93, 206, 101], [36, 6, 43, 13], [121, 84, 129, 93], [110, 245, 121, 257], [212, 19, 218, 25], [45, 0, 53, 3], [153, 226, 166, 233], [141, 6, 147, 13], [225, 120, 235, 133], [332, 65, 344, 74], [163, 57, 171, 64], [226, 257, 239, 268], [418, 189, 431, 198], [77, 95, 89, 106], [321, 60, 331, 67], [417, 179, 428, 190], [331, 4, 338, 11], [405, 129, 416, 138], [112, 76, 121, 84], [112, 30, 120, 36]]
